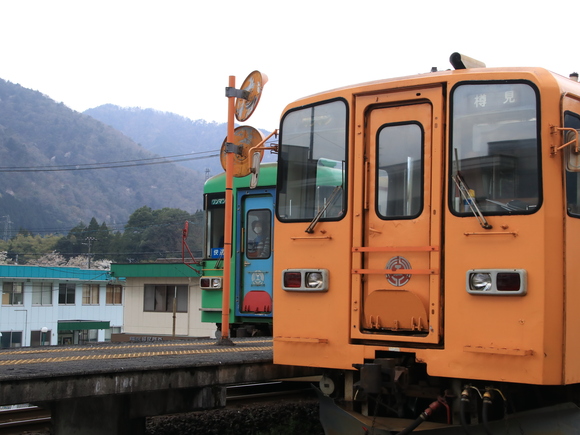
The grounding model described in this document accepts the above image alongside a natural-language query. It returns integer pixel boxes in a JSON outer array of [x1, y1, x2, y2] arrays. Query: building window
[[1, 331, 22, 348], [2, 282, 23, 305], [83, 284, 100, 305], [79, 329, 99, 343], [143, 284, 188, 313], [106, 285, 123, 305], [58, 283, 76, 305], [105, 327, 122, 342], [31, 329, 51, 346], [32, 282, 53, 305]]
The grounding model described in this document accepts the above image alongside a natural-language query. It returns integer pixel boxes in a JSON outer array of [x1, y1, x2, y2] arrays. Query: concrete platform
[[0, 338, 319, 435]]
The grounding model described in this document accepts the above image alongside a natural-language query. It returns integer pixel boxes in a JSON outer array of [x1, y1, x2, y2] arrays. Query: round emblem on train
[[385, 256, 412, 287]]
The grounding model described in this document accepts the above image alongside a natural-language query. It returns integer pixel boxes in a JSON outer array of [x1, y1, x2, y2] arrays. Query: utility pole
[[2, 215, 12, 241], [84, 237, 97, 268]]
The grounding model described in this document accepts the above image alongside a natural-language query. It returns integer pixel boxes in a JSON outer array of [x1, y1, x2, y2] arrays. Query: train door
[[351, 87, 443, 345], [236, 188, 275, 317], [563, 94, 580, 382]]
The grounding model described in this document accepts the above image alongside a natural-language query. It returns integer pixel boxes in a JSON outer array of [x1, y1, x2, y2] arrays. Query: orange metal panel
[[273, 67, 577, 387], [563, 93, 580, 383]]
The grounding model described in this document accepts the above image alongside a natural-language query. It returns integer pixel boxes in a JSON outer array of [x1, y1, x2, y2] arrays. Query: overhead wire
[[0, 149, 221, 172]]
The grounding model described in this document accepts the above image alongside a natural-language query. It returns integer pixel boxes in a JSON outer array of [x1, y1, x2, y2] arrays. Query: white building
[[0, 265, 123, 347], [110, 263, 215, 340]]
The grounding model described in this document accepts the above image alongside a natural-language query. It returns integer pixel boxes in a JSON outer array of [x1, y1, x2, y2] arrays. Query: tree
[[117, 207, 201, 262], [7, 233, 60, 264], [33, 251, 67, 267]]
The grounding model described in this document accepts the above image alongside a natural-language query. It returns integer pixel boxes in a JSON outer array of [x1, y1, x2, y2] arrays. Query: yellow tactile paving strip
[[0, 339, 273, 366]]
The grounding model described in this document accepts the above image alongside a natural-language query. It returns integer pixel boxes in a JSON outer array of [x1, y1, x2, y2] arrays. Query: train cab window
[[246, 209, 271, 259], [376, 122, 423, 218], [204, 193, 225, 259], [277, 99, 347, 221], [450, 83, 540, 215], [565, 112, 580, 217]]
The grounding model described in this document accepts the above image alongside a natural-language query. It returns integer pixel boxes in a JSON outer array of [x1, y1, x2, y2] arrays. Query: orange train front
[[272, 54, 580, 433]]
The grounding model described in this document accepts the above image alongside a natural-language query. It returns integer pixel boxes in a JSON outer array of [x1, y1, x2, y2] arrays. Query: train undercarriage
[[317, 356, 580, 434]]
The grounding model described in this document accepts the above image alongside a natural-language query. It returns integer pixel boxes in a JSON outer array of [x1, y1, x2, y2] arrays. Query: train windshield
[[450, 82, 540, 215], [277, 100, 347, 221], [204, 193, 225, 259]]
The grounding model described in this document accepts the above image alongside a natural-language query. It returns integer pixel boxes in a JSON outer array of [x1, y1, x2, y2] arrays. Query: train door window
[[565, 112, 580, 216], [204, 193, 225, 259], [277, 99, 347, 221], [376, 122, 423, 218], [246, 209, 271, 259], [450, 82, 540, 215]]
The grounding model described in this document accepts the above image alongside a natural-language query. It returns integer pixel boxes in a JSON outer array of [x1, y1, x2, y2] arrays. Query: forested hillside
[[84, 104, 226, 178], [0, 79, 205, 236], [84, 105, 277, 178]]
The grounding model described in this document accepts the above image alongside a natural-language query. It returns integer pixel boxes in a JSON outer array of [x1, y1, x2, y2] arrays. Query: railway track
[[0, 380, 317, 434], [0, 406, 51, 434]]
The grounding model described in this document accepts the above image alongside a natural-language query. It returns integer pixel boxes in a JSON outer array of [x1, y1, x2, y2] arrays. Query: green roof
[[58, 320, 110, 331], [110, 263, 201, 278]]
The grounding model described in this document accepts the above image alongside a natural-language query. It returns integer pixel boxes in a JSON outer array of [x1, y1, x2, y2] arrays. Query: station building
[[109, 262, 216, 341], [0, 265, 123, 347]]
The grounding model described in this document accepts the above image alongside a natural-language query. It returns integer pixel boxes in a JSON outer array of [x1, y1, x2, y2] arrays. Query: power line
[[0, 150, 220, 172]]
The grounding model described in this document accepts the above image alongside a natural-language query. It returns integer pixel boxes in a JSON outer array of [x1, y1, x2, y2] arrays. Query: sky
[[1, 0, 578, 136]]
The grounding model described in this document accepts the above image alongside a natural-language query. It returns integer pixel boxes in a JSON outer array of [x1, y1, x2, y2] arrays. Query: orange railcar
[[273, 54, 580, 432]]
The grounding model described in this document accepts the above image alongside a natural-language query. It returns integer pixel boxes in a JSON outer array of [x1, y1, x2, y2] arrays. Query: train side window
[[450, 82, 540, 216], [376, 122, 423, 219], [204, 194, 225, 259], [564, 112, 580, 217]]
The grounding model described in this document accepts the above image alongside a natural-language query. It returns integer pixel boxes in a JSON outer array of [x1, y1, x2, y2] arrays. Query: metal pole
[[172, 286, 177, 337], [217, 75, 236, 346]]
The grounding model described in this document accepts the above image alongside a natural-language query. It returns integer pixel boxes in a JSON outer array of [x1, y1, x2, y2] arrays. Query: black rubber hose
[[482, 396, 493, 435], [460, 395, 472, 434], [396, 400, 443, 435], [395, 414, 426, 435]]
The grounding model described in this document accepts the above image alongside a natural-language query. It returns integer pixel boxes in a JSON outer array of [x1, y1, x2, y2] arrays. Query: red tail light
[[283, 272, 302, 288], [496, 273, 521, 291]]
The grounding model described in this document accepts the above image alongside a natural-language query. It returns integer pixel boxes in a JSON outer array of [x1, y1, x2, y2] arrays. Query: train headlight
[[282, 269, 328, 292], [306, 272, 324, 289], [200, 277, 222, 290], [466, 269, 527, 295], [469, 273, 492, 291]]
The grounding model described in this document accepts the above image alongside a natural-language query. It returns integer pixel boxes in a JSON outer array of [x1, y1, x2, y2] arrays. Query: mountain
[[83, 105, 277, 178], [83, 105, 226, 178], [0, 79, 205, 236]]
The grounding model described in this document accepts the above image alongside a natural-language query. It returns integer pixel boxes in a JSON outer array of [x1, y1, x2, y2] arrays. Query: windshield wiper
[[305, 186, 342, 234], [453, 173, 492, 229]]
